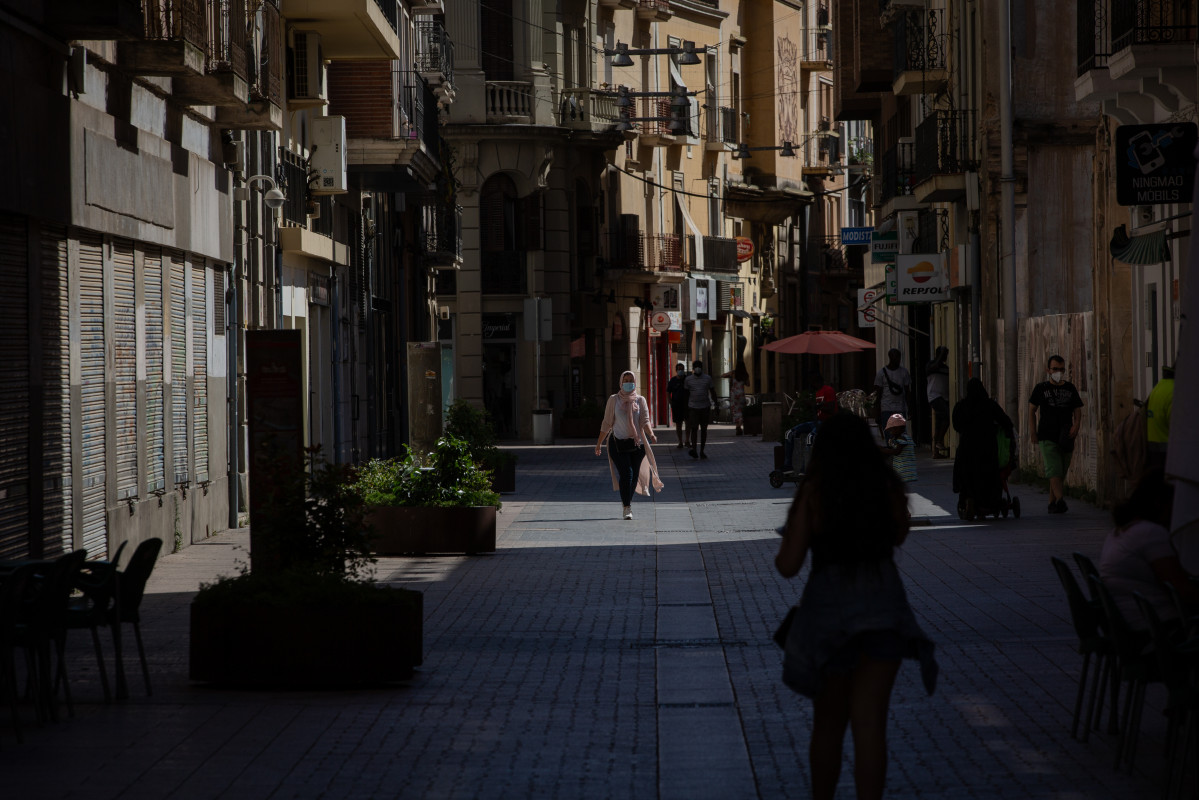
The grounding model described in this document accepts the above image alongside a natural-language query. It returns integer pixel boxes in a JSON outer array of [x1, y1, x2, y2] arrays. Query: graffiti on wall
[[777, 35, 798, 146]]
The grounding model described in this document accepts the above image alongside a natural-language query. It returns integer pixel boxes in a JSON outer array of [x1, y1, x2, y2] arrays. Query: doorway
[[483, 343, 518, 439]]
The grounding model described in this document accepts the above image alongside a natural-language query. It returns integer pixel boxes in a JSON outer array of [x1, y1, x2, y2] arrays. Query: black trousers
[[610, 444, 646, 506]]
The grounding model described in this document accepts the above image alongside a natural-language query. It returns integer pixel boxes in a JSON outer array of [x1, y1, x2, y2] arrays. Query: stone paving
[[0, 425, 1174, 799]]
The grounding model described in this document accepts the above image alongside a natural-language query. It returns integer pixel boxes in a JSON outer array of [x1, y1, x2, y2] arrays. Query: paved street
[[0, 425, 1172, 799]]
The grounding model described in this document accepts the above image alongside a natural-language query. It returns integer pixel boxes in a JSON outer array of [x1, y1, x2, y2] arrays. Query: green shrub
[[194, 569, 420, 611], [349, 433, 502, 509]]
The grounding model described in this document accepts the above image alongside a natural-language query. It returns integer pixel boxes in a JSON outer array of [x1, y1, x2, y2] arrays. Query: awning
[[689, 271, 742, 282], [1110, 224, 1170, 265]]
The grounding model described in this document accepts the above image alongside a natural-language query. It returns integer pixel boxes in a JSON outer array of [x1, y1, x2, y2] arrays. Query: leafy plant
[[350, 434, 501, 509], [445, 399, 499, 460]]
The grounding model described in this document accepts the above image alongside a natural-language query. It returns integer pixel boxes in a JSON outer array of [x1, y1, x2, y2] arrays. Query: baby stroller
[[769, 428, 815, 489], [956, 426, 1021, 521]]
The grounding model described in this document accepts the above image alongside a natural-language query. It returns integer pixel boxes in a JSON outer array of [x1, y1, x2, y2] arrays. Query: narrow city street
[[0, 427, 1169, 799]]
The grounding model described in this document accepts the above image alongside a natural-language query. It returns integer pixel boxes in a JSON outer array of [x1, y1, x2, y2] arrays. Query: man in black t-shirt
[[1028, 354, 1084, 514]]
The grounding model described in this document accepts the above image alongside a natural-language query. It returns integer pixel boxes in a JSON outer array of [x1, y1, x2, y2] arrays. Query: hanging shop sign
[[651, 311, 672, 332], [895, 253, 949, 303], [735, 237, 755, 262], [841, 227, 874, 246], [857, 288, 880, 328], [871, 231, 898, 264], [1115, 122, 1198, 206]]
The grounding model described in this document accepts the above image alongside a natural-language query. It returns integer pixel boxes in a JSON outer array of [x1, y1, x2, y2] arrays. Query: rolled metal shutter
[[113, 239, 137, 500], [144, 247, 165, 493], [170, 252, 189, 484], [41, 224, 70, 555], [192, 258, 208, 483], [0, 215, 30, 559], [79, 234, 107, 556]]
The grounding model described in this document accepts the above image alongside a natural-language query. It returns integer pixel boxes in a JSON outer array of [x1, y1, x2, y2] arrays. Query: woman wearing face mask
[[596, 371, 664, 519], [666, 363, 690, 448]]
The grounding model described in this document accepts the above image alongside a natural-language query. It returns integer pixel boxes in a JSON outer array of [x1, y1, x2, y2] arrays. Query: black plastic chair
[[1073, 552, 1122, 736], [112, 538, 163, 698], [1051, 556, 1113, 741], [0, 564, 40, 744]]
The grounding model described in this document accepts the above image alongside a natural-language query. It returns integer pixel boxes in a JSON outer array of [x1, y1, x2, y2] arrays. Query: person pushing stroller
[[952, 378, 1019, 519]]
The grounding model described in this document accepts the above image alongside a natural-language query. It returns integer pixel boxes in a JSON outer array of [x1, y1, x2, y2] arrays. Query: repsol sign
[[894, 253, 949, 303]]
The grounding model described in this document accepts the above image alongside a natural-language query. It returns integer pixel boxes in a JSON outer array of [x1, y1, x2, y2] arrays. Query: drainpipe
[[970, 227, 982, 379], [999, 0, 1018, 421]]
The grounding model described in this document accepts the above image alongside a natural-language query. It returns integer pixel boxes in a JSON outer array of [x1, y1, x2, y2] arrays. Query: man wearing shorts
[[684, 360, 718, 459], [1028, 354, 1083, 514]]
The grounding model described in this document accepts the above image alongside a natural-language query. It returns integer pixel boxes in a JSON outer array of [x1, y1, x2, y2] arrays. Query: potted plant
[[445, 399, 517, 493], [559, 398, 606, 439], [190, 453, 423, 688], [352, 434, 502, 556], [741, 401, 763, 436]]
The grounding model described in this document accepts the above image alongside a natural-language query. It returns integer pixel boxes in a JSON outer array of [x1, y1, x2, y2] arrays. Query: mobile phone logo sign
[[1115, 123, 1197, 207]]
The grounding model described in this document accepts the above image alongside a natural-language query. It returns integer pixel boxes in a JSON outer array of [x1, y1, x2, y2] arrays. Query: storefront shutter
[[144, 247, 165, 493], [79, 234, 107, 557], [113, 239, 137, 500], [192, 258, 208, 483], [0, 215, 30, 559], [170, 252, 189, 484], [41, 224, 70, 555]]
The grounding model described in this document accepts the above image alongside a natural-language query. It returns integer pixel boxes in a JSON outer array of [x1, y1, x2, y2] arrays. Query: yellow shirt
[[1146, 378, 1173, 444]]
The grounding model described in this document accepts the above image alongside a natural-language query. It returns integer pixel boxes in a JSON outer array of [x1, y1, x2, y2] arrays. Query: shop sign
[[871, 231, 898, 264], [1115, 122, 1198, 206], [482, 313, 516, 340], [735, 237, 754, 262], [650, 311, 672, 332], [857, 288, 879, 328], [841, 227, 874, 246], [895, 253, 949, 303]]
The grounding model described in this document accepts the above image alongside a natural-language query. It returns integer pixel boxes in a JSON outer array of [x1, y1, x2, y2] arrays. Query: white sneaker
[[623, 506, 633, 520]]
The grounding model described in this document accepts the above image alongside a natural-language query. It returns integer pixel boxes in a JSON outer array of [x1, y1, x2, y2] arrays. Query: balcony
[[603, 232, 684, 277], [800, 29, 834, 71], [49, 0, 143, 40], [635, 0, 672, 21], [411, 0, 445, 13], [215, 0, 283, 130], [892, 9, 948, 95], [637, 98, 680, 147], [912, 109, 977, 203], [879, 0, 926, 25], [174, 0, 252, 107], [1107, 0, 1199, 81], [342, 70, 440, 180], [704, 106, 737, 151], [119, 0, 207, 77], [481, 251, 528, 294], [698, 236, 739, 273], [415, 20, 455, 101], [559, 89, 621, 133], [801, 133, 840, 176], [277, 147, 310, 229], [878, 140, 925, 218], [422, 201, 462, 269], [486, 81, 535, 124], [278, 0, 401, 60], [598, 0, 637, 9]]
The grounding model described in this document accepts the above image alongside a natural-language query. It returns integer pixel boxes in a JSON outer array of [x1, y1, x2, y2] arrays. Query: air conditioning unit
[[438, 305, 450, 321], [310, 115, 347, 194], [288, 30, 326, 105]]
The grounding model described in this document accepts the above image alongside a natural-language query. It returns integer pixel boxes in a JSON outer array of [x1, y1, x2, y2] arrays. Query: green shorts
[[1039, 441, 1073, 479]]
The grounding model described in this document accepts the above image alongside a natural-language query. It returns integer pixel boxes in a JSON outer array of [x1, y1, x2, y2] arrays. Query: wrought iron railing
[[372, 0, 398, 33], [1077, 0, 1112, 75], [701, 235, 739, 272], [637, 0, 670, 11], [313, 195, 334, 236], [247, 0, 283, 105], [416, 20, 454, 84], [879, 142, 916, 204], [422, 202, 462, 264], [705, 106, 737, 143], [893, 9, 946, 75], [1111, 0, 1198, 52], [639, 233, 684, 271], [202, 0, 247, 75], [913, 110, 976, 185], [481, 250, 527, 294], [604, 231, 641, 270], [395, 71, 439, 146], [277, 148, 308, 228], [802, 29, 834, 62], [639, 97, 676, 136], [142, 0, 205, 44]]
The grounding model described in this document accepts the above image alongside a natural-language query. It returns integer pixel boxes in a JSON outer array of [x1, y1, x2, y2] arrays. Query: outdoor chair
[[112, 538, 163, 697], [1050, 556, 1113, 741], [1133, 592, 1199, 799], [60, 555, 120, 704], [0, 564, 40, 744], [33, 550, 88, 723], [1073, 552, 1122, 736], [1089, 574, 1158, 772]]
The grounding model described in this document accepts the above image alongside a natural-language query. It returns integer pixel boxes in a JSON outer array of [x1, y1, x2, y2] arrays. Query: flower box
[[368, 505, 497, 555]]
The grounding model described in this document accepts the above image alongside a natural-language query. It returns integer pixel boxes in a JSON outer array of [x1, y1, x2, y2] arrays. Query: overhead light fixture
[[734, 142, 751, 159], [607, 40, 713, 67], [780, 141, 796, 158], [611, 42, 634, 68], [679, 41, 702, 66]]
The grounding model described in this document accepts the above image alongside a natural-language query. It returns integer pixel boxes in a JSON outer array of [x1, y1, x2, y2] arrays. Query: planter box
[[559, 417, 602, 439], [368, 505, 497, 555], [489, 459, 516, 494], [190, 589, 422, 688]]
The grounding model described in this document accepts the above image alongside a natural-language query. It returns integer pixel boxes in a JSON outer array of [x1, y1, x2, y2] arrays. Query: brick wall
[[328, 61, 395, 138]]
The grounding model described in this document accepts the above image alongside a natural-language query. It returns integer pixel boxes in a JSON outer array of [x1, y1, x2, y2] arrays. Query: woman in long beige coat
[[594, 370, 664, 519]]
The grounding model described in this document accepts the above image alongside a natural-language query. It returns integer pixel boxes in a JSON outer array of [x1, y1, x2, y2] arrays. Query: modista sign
[[895, 253, 949, 303]]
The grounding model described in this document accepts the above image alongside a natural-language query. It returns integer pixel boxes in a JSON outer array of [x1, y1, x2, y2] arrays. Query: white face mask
[[621, 382, 636, 393], [1049, 370, 1064, 383], [693, 368, 702, 375]]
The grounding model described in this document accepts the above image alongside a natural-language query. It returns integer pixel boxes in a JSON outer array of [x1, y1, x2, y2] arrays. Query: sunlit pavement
[[0, 425, 1167, 799]]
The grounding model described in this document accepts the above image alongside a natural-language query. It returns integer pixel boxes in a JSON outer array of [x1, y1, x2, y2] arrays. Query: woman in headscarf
[[595, 370, 664, 519], [951, 378, 1014, 514]]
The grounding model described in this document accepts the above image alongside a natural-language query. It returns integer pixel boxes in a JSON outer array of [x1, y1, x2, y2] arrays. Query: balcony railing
[[801, 29, 834, 64], [803, 136, 839, 171], [372, 0, 399, 32], [894, 9, 946, 75], [640, 97, 676, 137], [395, 70, 439, 148], [559, 88, 620, 129], [639, 233, 684, 271], [700, 235, 739, 272], [1077, 0, 1112, 75], [914, 110, 976, 184], [1111, 0, 1198, 52], [481, 250, 527, 294], [879, 141, 916, 204], [202, 0, 247, 76], [247, 0, 283, 106], [705, 106, 737, 144], [415, 20, 454, 85], [422, 202, 462, 267], [277, 148, 309, 228], [143, 0, 205, 44], [486, 81, 534, 123]]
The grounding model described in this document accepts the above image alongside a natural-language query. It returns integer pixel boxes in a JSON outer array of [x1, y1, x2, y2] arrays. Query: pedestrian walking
[[684, 360, 718, 459], [666, 362, 689, 448], [721, 361, 750, 436], [951, 378, 1015, 516], [595, 370, 663, 519], [873, 348, 912, 434], [781, 375, 836, 474], [880, 414, 917, 484], [1028, 354, 1083, 514], [1146, 363, 1174, 468], [926, 345, 950, 458], [775, 413, 937, 800]]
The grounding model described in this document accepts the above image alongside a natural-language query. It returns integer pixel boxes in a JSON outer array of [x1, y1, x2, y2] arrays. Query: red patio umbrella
[[760, 330, 876, 355]]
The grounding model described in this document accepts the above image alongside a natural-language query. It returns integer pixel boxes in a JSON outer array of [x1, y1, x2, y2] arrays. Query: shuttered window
[[0, 216, 30, 559], [113, 239, 138, 500], [480, 0, 514, 81], [41, 225, 70, 556], [169, 252, 189, 484], [144, 247, 165, 493], [192, 258, 208, 483], [213, 266, 225, 334], [79, 234, 107, 557]]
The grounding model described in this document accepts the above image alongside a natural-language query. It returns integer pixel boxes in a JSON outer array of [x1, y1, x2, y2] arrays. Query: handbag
[[773, 606, 798, 649], [611, 436, 640, 454]]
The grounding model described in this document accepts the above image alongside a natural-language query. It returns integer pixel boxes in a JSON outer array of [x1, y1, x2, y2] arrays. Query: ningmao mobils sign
[[895, 253, 949, 304], [1115, 123, 1197, 207]]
